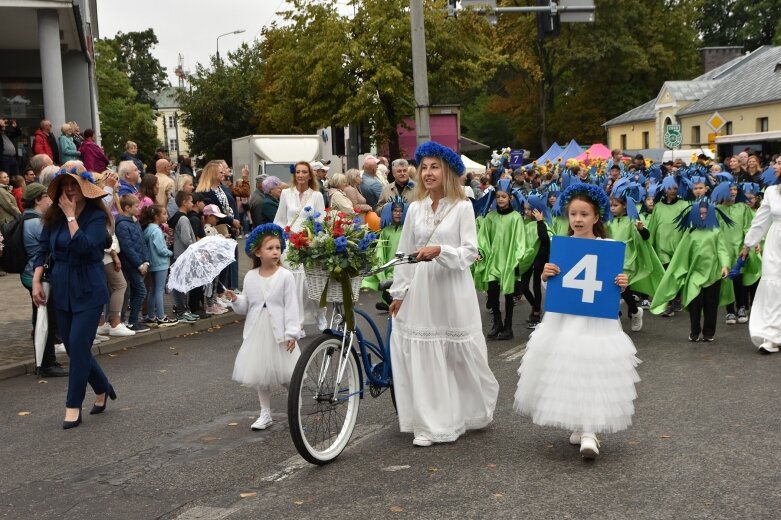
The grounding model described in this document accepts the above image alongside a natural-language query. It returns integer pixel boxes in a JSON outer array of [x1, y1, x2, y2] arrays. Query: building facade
[[603, 46, 781, 160], [0, 0, 99, 159], [153, 86, 190, 161]]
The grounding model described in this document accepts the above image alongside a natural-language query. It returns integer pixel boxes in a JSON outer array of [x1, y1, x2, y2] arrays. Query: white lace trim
[[395, 323, 482, 343]]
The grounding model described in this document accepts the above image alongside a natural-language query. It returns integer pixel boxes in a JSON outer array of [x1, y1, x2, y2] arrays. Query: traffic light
[[536, 0, 560, 39]]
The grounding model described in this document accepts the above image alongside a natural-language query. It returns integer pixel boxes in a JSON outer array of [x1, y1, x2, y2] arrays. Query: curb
[[0, 312, 244, 382]]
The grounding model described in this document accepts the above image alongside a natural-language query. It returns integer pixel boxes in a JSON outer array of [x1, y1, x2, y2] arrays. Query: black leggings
[[519, 263, 544, 313], [689, 280, 721, 338], [487, 281, 514, 316], [726, 275, 748, 313], [621, 289, 639, 315]]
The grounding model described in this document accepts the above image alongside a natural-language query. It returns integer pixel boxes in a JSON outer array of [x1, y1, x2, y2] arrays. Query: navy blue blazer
[[34, 203, 109, 313]]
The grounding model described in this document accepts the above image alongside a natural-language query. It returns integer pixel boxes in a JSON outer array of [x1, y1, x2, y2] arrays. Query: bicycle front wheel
[[288, 334, 361, 465]]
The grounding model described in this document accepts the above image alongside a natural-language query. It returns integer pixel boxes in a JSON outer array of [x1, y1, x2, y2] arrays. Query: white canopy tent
[[461, 154, 486, 175]]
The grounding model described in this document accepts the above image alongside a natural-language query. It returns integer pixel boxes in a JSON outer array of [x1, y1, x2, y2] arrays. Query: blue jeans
[[147, 269, 167, 319], [122, 267, 147, 325]]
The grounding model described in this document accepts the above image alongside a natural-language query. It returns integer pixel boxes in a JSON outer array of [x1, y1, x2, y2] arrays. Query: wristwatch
[[66, 216, 76, 222]]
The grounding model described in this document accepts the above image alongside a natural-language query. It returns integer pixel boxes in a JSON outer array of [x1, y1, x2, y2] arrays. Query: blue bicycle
[[287, 253, 419, 465]]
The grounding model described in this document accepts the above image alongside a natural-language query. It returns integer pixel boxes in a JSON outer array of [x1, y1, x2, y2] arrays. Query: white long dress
[[744, 186, 781, 346], [389, 196, 499, 442], [273, 187, 326, 328], [232, 269, 301, 388]]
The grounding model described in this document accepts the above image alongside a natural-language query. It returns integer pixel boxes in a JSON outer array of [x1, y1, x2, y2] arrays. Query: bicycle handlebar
[[367, 252, 426, 276]]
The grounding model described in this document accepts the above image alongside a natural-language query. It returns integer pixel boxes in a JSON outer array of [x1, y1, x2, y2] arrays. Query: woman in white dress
[[388, 141, 499, 447], [741, 158, 781, 354], [274, 161, 327, 332]]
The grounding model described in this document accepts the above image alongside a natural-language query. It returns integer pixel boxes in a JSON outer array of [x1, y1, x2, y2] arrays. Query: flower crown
[[54, 166, 96, 184], [415, 141, 465, 176], [245, 223, 287, 256], [559, 182, 611, 221]]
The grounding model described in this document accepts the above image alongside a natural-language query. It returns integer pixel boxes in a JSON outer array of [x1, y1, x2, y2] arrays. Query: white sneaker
[[109, 322, 136, 337], [580, 432, 600, 459], [758, 341, 779, 355], [317, 313, 329, 332], [412, 435, 433, 447], [630, 308, 643, 332], [96, 323, 111, 335], [251, 410, 273, 430], [55, 343, 66, 354], [569, 431, 581, 445], [95, 334, 109, 342]]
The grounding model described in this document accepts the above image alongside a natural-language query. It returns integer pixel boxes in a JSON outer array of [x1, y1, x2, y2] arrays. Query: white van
[[661, 148, 715, 165]]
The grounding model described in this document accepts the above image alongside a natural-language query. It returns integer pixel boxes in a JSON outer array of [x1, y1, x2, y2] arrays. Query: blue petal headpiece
[[674, 200, 733, 232], [415, 141, 465, 176], [380, 196, 408, 227], [525, 194, 551, 224], [245, 223, 287, 256], [740, 182, 761, 195], [559, 182, 611, 222], [761, 165, 779, 186], [710, 181, 734, 204], [610, 178, 641, 220]]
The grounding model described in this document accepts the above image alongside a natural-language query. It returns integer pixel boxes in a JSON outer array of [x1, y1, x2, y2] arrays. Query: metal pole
[[216, 30, 246, 65], [410, 0, 431, 145]]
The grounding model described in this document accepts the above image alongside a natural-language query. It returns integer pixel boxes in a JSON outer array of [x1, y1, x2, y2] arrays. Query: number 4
[[562, 254, 602, 303]]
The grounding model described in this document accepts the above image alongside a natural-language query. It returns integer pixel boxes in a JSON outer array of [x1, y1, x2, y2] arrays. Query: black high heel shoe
[[89, 386, 117, 415], [62, 411, 82, 430]]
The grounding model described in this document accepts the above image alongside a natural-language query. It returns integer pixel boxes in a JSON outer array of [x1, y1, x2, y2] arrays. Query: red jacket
[[33, 129, 53, 160]]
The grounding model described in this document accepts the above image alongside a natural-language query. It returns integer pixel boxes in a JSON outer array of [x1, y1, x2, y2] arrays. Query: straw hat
[[47, 165, 107, 200]]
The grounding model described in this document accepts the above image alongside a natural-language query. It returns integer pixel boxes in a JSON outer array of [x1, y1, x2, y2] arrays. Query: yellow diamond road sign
[[707, 112, 726, 132]]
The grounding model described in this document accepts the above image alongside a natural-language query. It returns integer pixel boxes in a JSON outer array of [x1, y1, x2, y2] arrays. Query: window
[[725, 121, 733, 135], [692, 125, 701, 145], [169, 139, 177, 151], [620, 134, 627, 150], [168, 115, 175, 128], [642, 131, 649, 149], [758, 117, 769, 132]]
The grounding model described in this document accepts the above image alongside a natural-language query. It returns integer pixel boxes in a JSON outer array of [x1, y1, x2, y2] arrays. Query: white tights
[[257, 386, 271, 412]]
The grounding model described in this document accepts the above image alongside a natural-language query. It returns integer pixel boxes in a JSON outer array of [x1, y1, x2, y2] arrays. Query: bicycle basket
[[304, 266, 364, 303]]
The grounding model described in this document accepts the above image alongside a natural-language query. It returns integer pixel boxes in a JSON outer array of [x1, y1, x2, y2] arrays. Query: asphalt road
[[1, 298, 780, 520]]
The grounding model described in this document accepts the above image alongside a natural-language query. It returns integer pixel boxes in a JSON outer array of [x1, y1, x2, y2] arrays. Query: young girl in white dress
[[389, 141, 499, 447], [226, 223, 301, 431], [514, 183, 640, 460]]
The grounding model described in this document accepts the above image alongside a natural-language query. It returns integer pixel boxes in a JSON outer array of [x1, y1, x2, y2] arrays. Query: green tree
[[106, 29, 169, 106], [693, 0, 781, 52], [95, 39, 161, 166], [178, 43, 264, 162], [256, 0, 498, 157], [483, 0, 700, 154]]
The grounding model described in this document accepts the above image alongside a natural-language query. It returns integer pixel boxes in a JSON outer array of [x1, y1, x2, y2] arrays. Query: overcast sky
[[97, 0, 288, 84]]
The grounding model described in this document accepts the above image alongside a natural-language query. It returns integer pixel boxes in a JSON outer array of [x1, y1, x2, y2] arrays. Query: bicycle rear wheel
[[288, 334, 361, 465]]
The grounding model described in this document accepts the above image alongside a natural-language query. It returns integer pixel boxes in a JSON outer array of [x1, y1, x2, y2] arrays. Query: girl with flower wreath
[[514, 183, 640, 460], [225, 224, 301, 431], [273, 161, 327, 332], [388, 141, 499, 447]]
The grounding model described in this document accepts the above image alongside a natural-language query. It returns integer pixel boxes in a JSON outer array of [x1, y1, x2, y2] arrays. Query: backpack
[[0, 213, 39, 273]]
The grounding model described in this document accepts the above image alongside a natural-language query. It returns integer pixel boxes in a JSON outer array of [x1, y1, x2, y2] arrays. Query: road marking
[[499, 344, 527, 362], [173, 505, 237, 520], [261, 423, 386, 482]]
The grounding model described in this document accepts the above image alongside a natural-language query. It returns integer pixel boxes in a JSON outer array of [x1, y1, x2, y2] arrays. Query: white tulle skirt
[[514, 312, 641, 434], [232, 309, 300, 389], [749, 225, 781, 346]]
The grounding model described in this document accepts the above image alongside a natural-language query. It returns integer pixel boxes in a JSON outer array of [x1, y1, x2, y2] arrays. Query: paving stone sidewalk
[[0, 242, 251, 380]]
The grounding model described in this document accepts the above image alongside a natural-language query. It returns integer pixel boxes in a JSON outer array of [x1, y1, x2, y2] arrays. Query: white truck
[[231, 134, 323, 191]]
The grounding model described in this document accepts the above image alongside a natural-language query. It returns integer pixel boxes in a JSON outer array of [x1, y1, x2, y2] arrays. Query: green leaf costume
[[551, 215, 569, 237], [518, 218, 552, 275], [606, 216, 664, 296], [650, 228, 734, 314], [473, 210, 525, 294], [360, 224, 403, 292], [647, 199, 688, 264]]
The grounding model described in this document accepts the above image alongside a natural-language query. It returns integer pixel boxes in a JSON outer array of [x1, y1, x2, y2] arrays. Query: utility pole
[[410, 0, 431, 145]]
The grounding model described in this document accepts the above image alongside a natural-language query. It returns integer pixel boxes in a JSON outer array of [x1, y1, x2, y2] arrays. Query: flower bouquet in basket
[[285, 206, 380, 328]]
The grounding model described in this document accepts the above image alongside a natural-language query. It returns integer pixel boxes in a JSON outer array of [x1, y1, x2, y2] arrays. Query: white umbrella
[[34, 280, 51, 369], [167, 236, 238, 293]]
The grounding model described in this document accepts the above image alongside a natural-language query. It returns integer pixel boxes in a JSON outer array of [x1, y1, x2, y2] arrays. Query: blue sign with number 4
[[545, 236, 626, 319]]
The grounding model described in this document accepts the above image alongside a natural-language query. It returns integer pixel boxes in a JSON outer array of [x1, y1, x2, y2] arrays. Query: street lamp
[[216, 29, 246, 64]]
